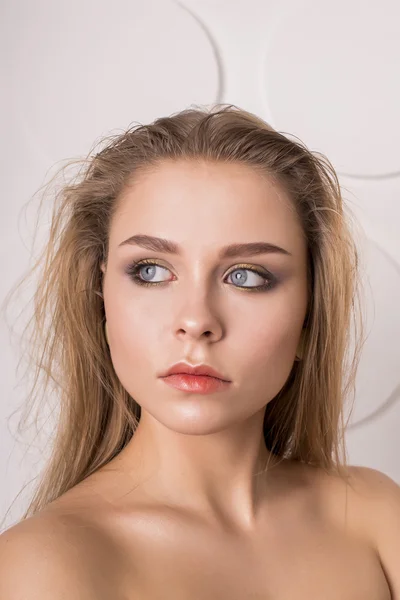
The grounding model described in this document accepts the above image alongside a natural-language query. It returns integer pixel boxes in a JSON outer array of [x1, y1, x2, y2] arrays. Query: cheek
[[244, 318, 299, 369], [105, 294, 161, 384], [240, 282, 305, 355], [240, 308, 303, 398]]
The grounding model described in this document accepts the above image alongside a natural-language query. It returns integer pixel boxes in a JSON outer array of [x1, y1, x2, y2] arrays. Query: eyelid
[[227, 262, 271, 275], [130, 258, 274, 276], [128, 259, 277, 286]]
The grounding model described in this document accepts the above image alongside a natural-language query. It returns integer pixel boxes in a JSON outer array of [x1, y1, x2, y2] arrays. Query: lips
[[161, 361, 229, 381], [161, 373, 230, 394]]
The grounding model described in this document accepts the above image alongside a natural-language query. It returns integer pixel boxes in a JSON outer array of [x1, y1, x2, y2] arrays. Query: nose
[[172, 294, 223, 343]]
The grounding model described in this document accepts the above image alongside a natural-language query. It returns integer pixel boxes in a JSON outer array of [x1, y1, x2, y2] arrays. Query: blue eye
[[130, 262, 171, 284], [226, 267, 274, 290], [125, 260, 277, 292]]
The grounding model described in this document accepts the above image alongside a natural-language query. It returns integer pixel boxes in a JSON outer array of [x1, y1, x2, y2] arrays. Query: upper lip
[[161, 362, 230, 381]]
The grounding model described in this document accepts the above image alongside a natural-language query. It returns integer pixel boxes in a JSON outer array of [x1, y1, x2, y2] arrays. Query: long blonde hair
[[1, 104, 366, 527]]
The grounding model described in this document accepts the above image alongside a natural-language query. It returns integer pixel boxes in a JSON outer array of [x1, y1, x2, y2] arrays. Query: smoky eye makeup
[[123, 258, 280, 293]]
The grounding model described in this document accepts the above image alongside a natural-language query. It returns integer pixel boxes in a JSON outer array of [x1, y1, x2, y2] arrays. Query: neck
[[110, 408, 284, 534]]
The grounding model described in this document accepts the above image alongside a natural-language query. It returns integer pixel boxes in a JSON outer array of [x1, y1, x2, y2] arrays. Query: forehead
[[111, 160, 306, 258]]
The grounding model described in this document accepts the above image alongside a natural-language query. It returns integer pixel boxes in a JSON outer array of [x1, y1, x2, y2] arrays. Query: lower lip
[[160, 374, 231, 394]]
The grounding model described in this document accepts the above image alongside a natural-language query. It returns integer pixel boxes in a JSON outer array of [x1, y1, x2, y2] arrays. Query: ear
[[100, 262, 106, 274]]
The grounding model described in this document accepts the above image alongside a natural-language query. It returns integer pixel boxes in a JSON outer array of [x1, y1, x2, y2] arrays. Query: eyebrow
[[118, 234, 292, 258]]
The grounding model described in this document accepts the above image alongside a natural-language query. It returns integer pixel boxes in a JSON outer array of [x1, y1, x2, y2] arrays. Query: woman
[[1, 104, 399, 598]]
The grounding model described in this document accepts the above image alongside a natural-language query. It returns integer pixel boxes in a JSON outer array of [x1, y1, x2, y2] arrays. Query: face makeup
[[160, 374, 231, 394]]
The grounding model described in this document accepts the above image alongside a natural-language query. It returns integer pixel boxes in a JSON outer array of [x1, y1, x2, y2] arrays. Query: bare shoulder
[[0, 509, 117, 599], [0, 514, 88, 599], [345, 465, 400, 599], [308, 463, 400, 600]]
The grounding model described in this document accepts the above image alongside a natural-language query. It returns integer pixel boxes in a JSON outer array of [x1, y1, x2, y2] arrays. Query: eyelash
[[125, 259, 277, 293]]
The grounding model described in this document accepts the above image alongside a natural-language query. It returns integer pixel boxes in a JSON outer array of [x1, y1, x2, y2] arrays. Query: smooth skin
[[1, 160, 399, 599]]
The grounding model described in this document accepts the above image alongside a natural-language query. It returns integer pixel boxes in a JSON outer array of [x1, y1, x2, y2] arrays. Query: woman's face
[[101, 159, 309, 434]]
